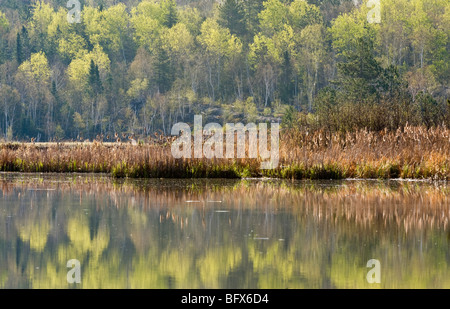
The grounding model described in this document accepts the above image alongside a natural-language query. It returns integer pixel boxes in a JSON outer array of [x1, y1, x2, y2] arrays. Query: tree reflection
[[0, 174, 450, 288]]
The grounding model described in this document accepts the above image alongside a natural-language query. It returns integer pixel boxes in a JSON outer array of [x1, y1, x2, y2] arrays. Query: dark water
[[1, 173, 450, 289]]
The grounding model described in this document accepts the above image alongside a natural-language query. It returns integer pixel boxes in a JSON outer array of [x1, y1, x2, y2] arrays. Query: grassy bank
[[1, 124, 450, 180]]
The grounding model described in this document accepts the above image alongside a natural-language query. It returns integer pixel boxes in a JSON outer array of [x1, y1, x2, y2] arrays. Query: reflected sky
[[0, 173, 450, 288]]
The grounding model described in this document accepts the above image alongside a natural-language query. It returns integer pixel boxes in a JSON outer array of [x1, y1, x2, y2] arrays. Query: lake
[[0, 173, 450, 289]]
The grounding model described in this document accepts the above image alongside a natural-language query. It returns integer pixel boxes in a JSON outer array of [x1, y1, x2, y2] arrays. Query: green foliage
[[336, 35, 381, 101], [160, 0, 178, 28], [281, 105, 297, 129], [219, 0, 247, 37], [0, 0, 447, 141], [415, 91, 443, 128], [0, 11, 9, 32]]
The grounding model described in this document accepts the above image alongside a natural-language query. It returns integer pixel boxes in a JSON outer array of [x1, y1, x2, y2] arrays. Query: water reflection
[[0, 173, 450, 288]]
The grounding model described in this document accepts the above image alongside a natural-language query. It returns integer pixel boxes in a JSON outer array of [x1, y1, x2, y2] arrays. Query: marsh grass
[[1, 124, 450, 180]]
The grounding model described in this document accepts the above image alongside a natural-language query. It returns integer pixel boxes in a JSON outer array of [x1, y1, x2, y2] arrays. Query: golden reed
[[1, 124, 449, 179]]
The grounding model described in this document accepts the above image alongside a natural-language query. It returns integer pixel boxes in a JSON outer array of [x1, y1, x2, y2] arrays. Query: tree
[[131, 1, 163, 53], [314, 87, 338, 130], [258, 0, 289, 36], [0, 0, 448, 140], [16, 26, 31, 64], [29, 0, 54, 54], [68, 45, 110, 88], [409, 0, 433, 69], [336, 35, 381, 101], [198, 18, 243, 103], [67, 45, 110, 138], [160, 0, 178, 28], [161, 23, 194, 87], [298, 24, 326, 111], [88, 59, 103, 96], [57, 33, 88, 62], [154, 46, 174, 94], [377, 0, 411, 67], [289, 0, 323, 30], [17, 51, 52, 138], [0, 11, 8, 32], [16, 32, 22, 64], [0, 11, 9, 64], [103, 4, 132, 62], [242, 0, 264, 39], [415, 91, 442, 128], [249, 10, 295, 107], [0, 85, 20, 140], [329, 6, 377, 59], [219, 0, 247, 38], [30, 1, 53, 34]]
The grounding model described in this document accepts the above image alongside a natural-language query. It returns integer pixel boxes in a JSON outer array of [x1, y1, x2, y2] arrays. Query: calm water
[[0, 173, 450, 289]]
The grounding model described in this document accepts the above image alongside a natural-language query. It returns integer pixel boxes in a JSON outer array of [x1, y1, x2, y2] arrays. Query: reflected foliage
[[0, 174, 450, 288]]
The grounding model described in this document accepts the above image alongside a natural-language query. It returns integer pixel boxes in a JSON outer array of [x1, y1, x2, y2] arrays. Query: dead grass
[[1, 124, 449, 180]]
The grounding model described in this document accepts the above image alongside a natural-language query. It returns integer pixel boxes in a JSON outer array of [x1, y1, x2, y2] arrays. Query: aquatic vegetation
[[1, 124, 450, 180]]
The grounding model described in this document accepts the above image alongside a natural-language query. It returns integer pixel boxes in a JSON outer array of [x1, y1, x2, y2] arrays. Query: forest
[[0, 0, 448, 142]]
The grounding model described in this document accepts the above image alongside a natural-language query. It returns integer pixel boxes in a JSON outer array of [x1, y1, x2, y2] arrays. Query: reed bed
[[1, 124, 450, 180]]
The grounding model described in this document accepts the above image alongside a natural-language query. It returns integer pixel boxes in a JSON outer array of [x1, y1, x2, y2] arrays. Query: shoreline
[[1, 126, 450, 181], [0, 170, 445, 182]]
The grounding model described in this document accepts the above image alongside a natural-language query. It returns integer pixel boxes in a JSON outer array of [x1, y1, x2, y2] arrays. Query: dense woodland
[[0, 0, 448, 141]]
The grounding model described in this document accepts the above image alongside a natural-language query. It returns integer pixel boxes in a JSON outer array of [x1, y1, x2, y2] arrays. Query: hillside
[[0, 0, 448, 141]]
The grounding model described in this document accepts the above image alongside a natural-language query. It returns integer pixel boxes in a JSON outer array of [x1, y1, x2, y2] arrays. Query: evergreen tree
[[376, 65, 409, 101], [336, 36, 381, 100], [161, 0, 178, 28], [16, 32, 22, 64], [280, 50, 294, 105], [243, 0, 264, 38], [0, 0, 447, 140], [219, 0, 247, 38], [20, 26, 31, 61], [88, 60, 103, 95], [154, 47, 174, 94]]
